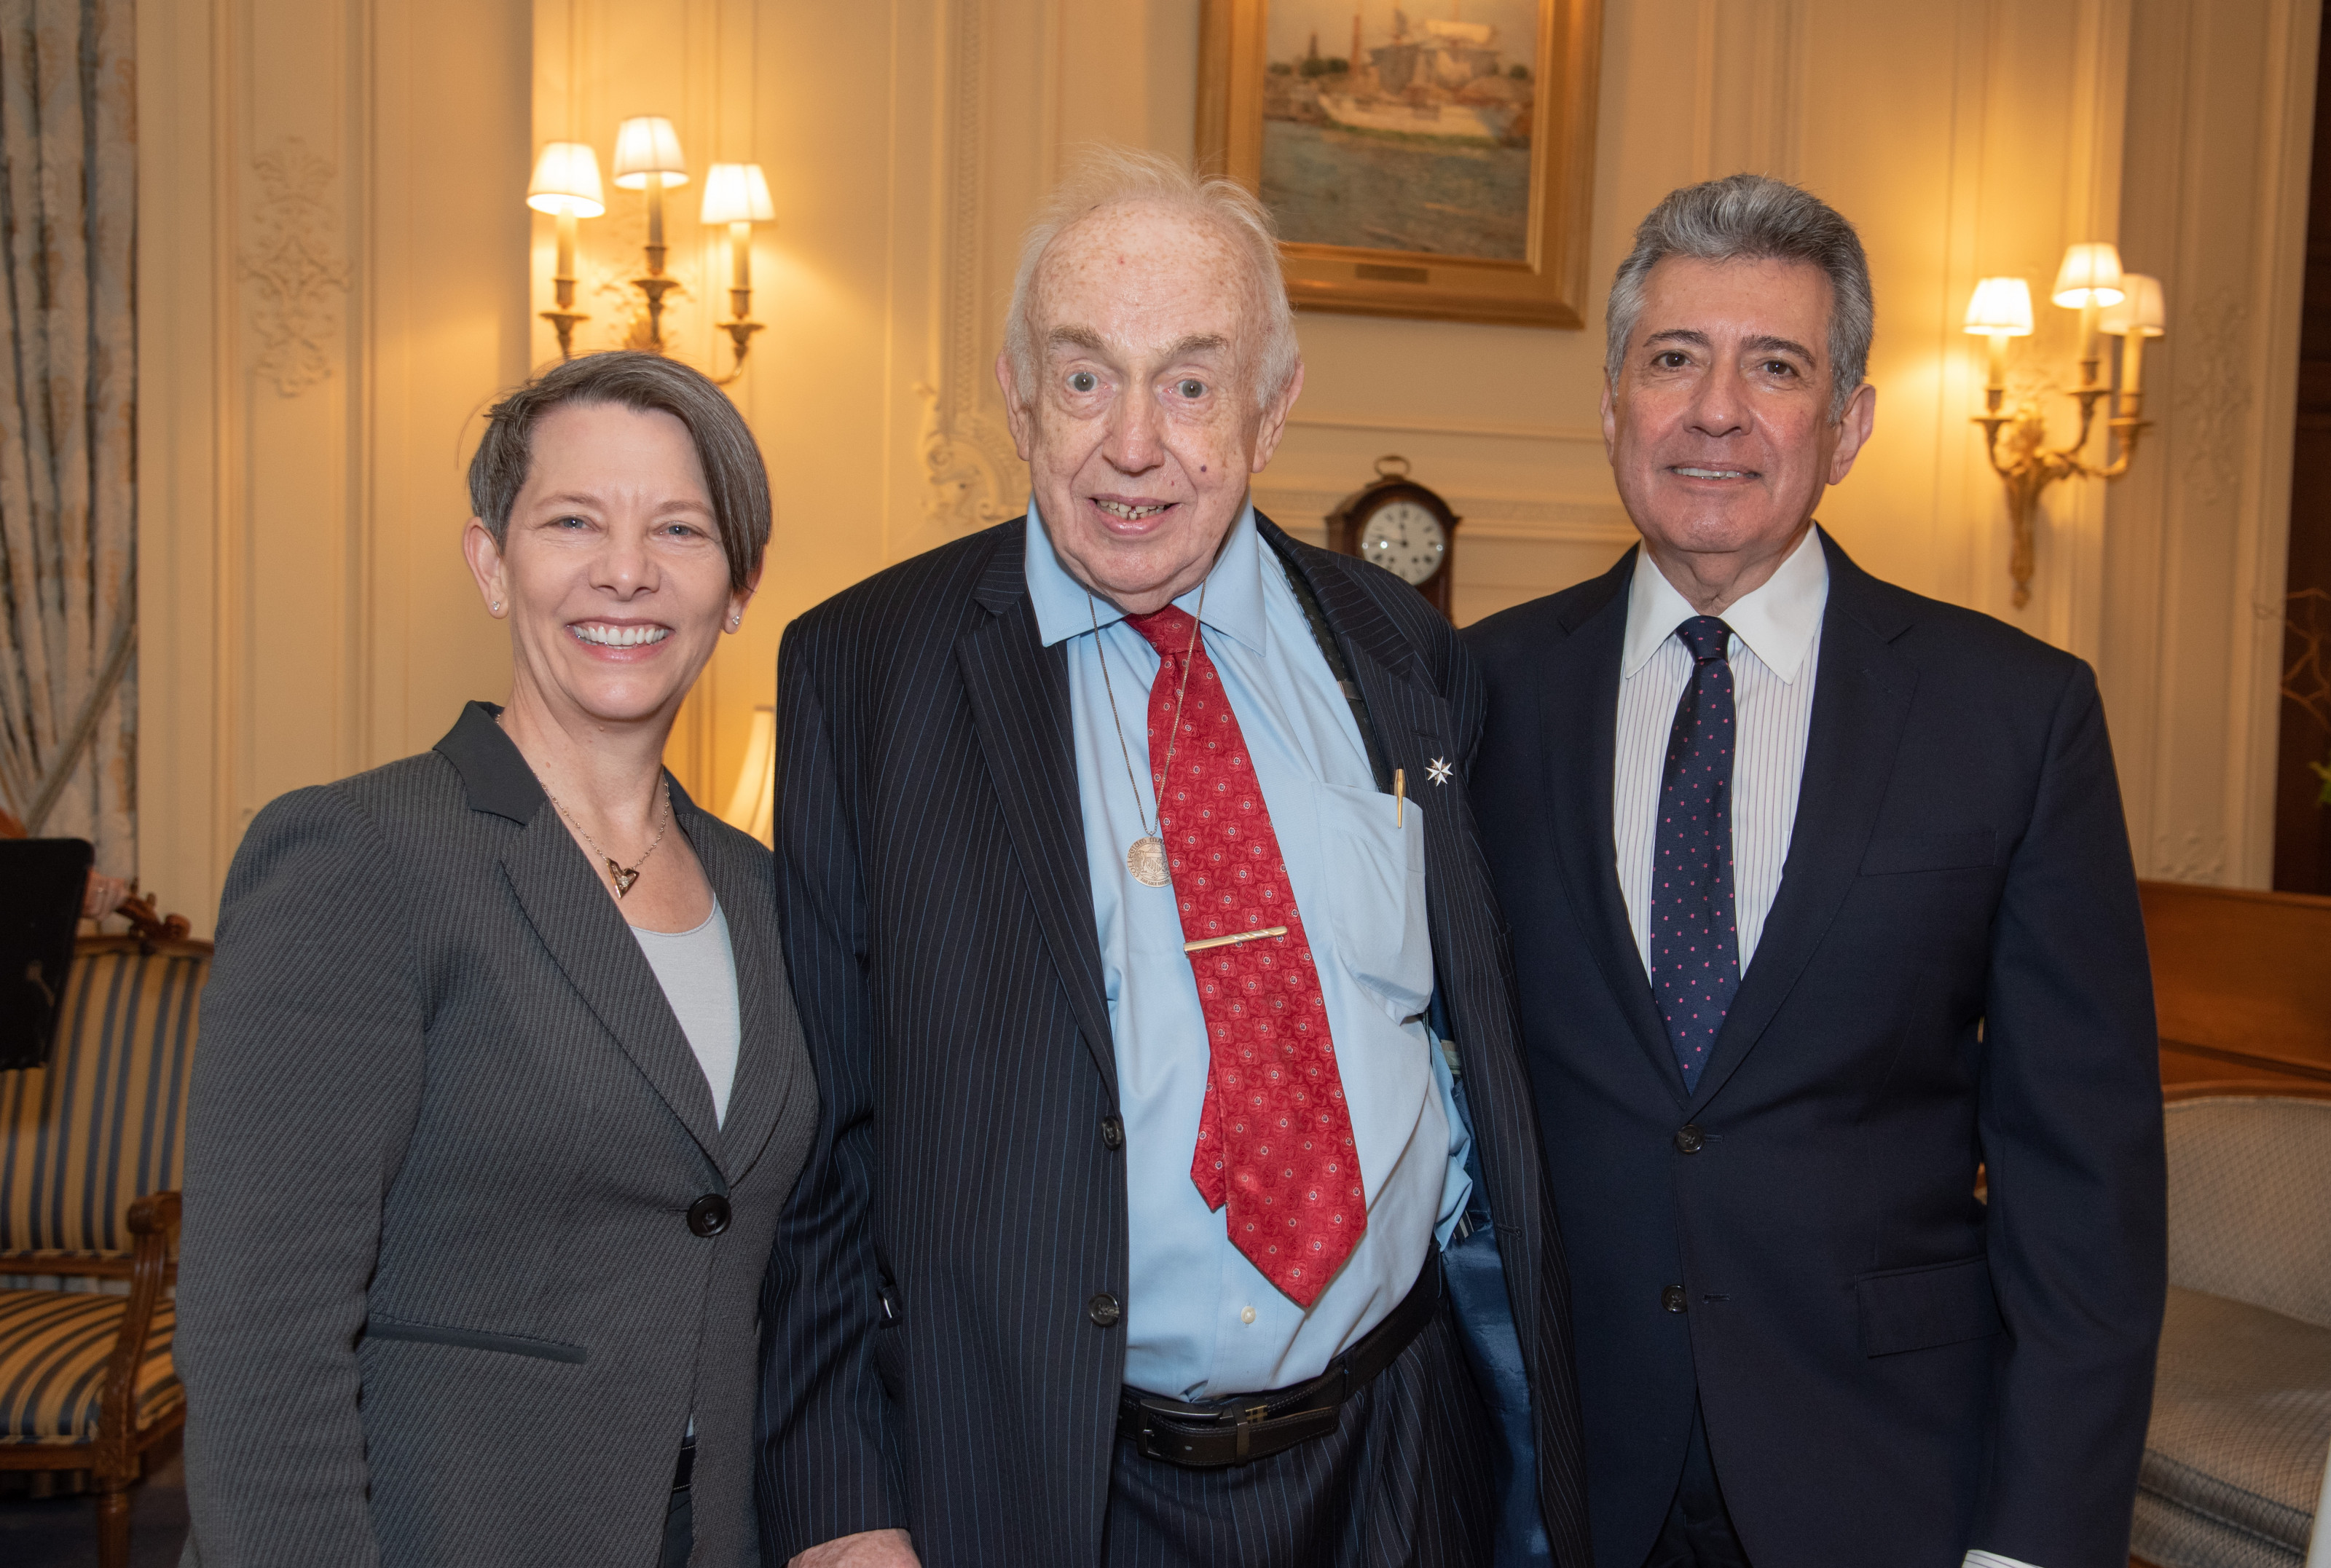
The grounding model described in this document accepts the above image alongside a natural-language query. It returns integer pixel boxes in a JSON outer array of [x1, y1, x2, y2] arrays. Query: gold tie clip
[[1183, 925, 1289, 953]]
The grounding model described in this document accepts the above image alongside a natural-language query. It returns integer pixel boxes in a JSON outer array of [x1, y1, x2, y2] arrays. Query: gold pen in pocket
[[1394, 767, 1405, 827]]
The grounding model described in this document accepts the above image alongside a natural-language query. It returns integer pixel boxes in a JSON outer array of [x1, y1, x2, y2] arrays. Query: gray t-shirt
[[629, 900, 740, 1127]]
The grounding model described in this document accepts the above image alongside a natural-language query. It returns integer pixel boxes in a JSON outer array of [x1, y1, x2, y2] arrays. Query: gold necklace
[[1090, 577, 1206, 889], [549, 778, 672, 897]]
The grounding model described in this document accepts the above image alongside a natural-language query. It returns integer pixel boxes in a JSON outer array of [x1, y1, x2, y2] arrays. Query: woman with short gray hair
[[177, 351, 817, 1568]]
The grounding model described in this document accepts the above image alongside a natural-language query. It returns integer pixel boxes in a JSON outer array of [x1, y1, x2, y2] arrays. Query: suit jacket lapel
[[500, 800, 728, 1167], [436, 701, 727, 1166], [956, 534, 1120, 1101], [1686, 535, 1918, 1114], [1538, 553, 1691, 1104], [680, 796, 801, 1183]]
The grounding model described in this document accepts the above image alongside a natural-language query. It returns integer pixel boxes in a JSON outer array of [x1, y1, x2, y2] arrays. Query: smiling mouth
[[568, 623, 671, 648], [1091, 498, 1174, 521], [1672, 466, 1756, 481]]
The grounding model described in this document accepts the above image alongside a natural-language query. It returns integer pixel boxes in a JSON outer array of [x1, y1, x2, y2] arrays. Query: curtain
[[0, 0, 134, 869]]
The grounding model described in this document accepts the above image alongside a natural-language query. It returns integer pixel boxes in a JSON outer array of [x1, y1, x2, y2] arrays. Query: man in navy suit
[[1463, 175, 2166, 1568]]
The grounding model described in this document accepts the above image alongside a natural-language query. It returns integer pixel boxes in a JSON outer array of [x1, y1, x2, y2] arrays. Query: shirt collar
[[1023, 496, 1269, 655], [1620, 524, 1830, 681]]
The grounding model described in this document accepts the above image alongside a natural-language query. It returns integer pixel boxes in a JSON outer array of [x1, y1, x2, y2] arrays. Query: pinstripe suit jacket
[[178, 703, 819, 1568], [757, 516, 1592, 1567]]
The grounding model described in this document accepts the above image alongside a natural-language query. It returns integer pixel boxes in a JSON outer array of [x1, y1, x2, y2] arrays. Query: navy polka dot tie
[[1650, 616, 1740, 1093]]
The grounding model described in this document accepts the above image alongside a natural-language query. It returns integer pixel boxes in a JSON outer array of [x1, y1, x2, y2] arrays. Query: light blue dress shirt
[[1024, 499, 1471, 1400]]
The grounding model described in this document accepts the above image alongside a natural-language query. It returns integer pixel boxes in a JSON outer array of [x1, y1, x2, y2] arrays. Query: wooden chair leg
[[95, 1480, 132, 1568]]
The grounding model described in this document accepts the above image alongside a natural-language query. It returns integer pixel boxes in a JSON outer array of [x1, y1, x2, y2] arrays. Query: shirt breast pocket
[[1310, 781, 1433, 1024]]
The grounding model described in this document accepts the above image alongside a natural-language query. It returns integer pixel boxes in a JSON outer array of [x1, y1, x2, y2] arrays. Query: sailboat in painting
[[1311, 7, 1532, 146]]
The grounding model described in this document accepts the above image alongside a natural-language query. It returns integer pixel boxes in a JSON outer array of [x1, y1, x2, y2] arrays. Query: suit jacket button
[[1673, 1124, 1705, 1154], [1101, 1114, 1125, 1150], [687, 1194, 731, 1237], [1662, 1285, 1689, 1314], [1088, 1293, 1122, 1327]]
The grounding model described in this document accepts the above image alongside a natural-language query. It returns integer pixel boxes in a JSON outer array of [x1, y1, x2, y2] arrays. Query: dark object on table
[[0, 838, 95, 1070]]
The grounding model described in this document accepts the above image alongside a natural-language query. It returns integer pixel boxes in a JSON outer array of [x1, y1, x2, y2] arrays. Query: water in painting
[[1259, 1, 1538, 260]]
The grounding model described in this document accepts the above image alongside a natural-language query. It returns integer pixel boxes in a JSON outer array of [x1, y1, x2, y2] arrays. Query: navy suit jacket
[[758, 514, 1592, 1567], [1462, 532, 2166, 1568]]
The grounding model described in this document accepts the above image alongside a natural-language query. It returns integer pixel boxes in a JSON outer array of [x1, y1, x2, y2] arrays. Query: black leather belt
[[1117, 1254, 1441, 1468]]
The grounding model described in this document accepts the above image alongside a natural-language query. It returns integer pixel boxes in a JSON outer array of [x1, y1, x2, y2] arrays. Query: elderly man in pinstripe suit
[[756, 149, 1591, 1568]]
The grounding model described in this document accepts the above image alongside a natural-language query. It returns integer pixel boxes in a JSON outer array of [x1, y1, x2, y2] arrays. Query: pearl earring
[[491, 600, 503, 614]]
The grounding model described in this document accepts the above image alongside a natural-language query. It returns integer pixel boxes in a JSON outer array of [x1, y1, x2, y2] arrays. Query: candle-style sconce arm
[[541, 269, 586, 361], [714, 318, 764, 386], [541, 310, 588, 360], [1973, 383, 2151, 609]]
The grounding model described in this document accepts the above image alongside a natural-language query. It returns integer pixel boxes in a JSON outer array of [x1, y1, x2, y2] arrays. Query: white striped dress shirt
[[1613, 526, 1827, 981]]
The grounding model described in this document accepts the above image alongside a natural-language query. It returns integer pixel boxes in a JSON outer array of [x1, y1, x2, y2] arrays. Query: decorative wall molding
[[2171, 288, 2253, 515], [241, 137, 350, 397], [919, 0, 1024, 532]]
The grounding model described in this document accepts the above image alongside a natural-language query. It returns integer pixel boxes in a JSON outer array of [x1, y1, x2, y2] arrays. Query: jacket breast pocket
[[1859, 830, 1998, 877], [1856, 1255, 2002, 1357], [1310, 781, 1433, 1024], [365, 1315, 588, 1363]]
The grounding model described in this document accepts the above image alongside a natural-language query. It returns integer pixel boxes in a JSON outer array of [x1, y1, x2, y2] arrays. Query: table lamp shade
[[2051, 243, 2126, 307], [2101, 273, 2167, 337], [722, 706, 777, 847], [527, 142, 606, 217], [1964, 276, 2035, 336], [701, 163, 776, 225], [613, 117, 688, 189]]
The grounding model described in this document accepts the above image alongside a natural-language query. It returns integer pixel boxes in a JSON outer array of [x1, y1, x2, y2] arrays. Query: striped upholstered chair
[[2133, 1085, 2331, 1568], [0, 929, 207, 1567]]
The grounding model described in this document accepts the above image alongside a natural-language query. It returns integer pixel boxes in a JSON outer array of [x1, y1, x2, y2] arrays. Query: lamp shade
[[2051, 243, 2126, 307], [721, 706, 777, 848], [1963, 276, 2035, 336], [612, 117, 688, 189], [700, 163, 776, 225], [526, 142, 606, 217], [2100, 272, 2166, 337]]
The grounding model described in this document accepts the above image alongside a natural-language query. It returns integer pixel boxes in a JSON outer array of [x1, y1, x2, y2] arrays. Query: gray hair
[[1004, 146, 1300, 412], [1605, 174, 1874, 420], [468, 351, 771, 592]]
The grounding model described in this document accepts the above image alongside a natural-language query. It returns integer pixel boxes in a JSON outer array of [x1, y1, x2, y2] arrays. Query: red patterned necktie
[[1125, 605, 1364, 1308]]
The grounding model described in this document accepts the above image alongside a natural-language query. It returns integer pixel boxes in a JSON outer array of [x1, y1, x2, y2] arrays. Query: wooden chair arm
[[95, 1191, 182, 1462], [113, 893, 192, 946], [0, 1250, 135, 1280]]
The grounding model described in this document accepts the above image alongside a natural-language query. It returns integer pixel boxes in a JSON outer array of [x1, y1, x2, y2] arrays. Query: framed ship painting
[[1198, 0, 1603, 328]]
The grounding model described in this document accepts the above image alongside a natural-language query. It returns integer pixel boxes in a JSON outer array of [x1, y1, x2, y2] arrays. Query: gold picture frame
[[1198, 0, 1603, 329]]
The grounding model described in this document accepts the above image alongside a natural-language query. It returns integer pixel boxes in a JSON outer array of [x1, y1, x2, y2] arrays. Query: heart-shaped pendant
[[608, 859, 640, 897]]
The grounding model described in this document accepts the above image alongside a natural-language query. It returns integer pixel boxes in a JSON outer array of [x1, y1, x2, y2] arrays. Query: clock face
[[1358, 500, 1447, 586]]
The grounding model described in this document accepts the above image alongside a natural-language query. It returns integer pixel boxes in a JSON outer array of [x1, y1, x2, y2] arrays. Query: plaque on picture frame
[[1197, 0, 1603, 329]]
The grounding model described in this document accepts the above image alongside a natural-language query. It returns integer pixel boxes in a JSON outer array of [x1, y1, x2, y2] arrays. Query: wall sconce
[[528, 142, 606, 361], [701, 163, 775, 381], [721, 705, 776, 847], [612, 116, 689, 352], [1967, 243, 2163, 608]]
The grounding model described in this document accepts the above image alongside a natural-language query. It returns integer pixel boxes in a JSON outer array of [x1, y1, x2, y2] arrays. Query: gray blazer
[[178, 703, 817, 1568]]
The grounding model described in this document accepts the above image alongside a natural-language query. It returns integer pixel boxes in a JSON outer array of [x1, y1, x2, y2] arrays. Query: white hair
[[1004, 146, 1300, 412]]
